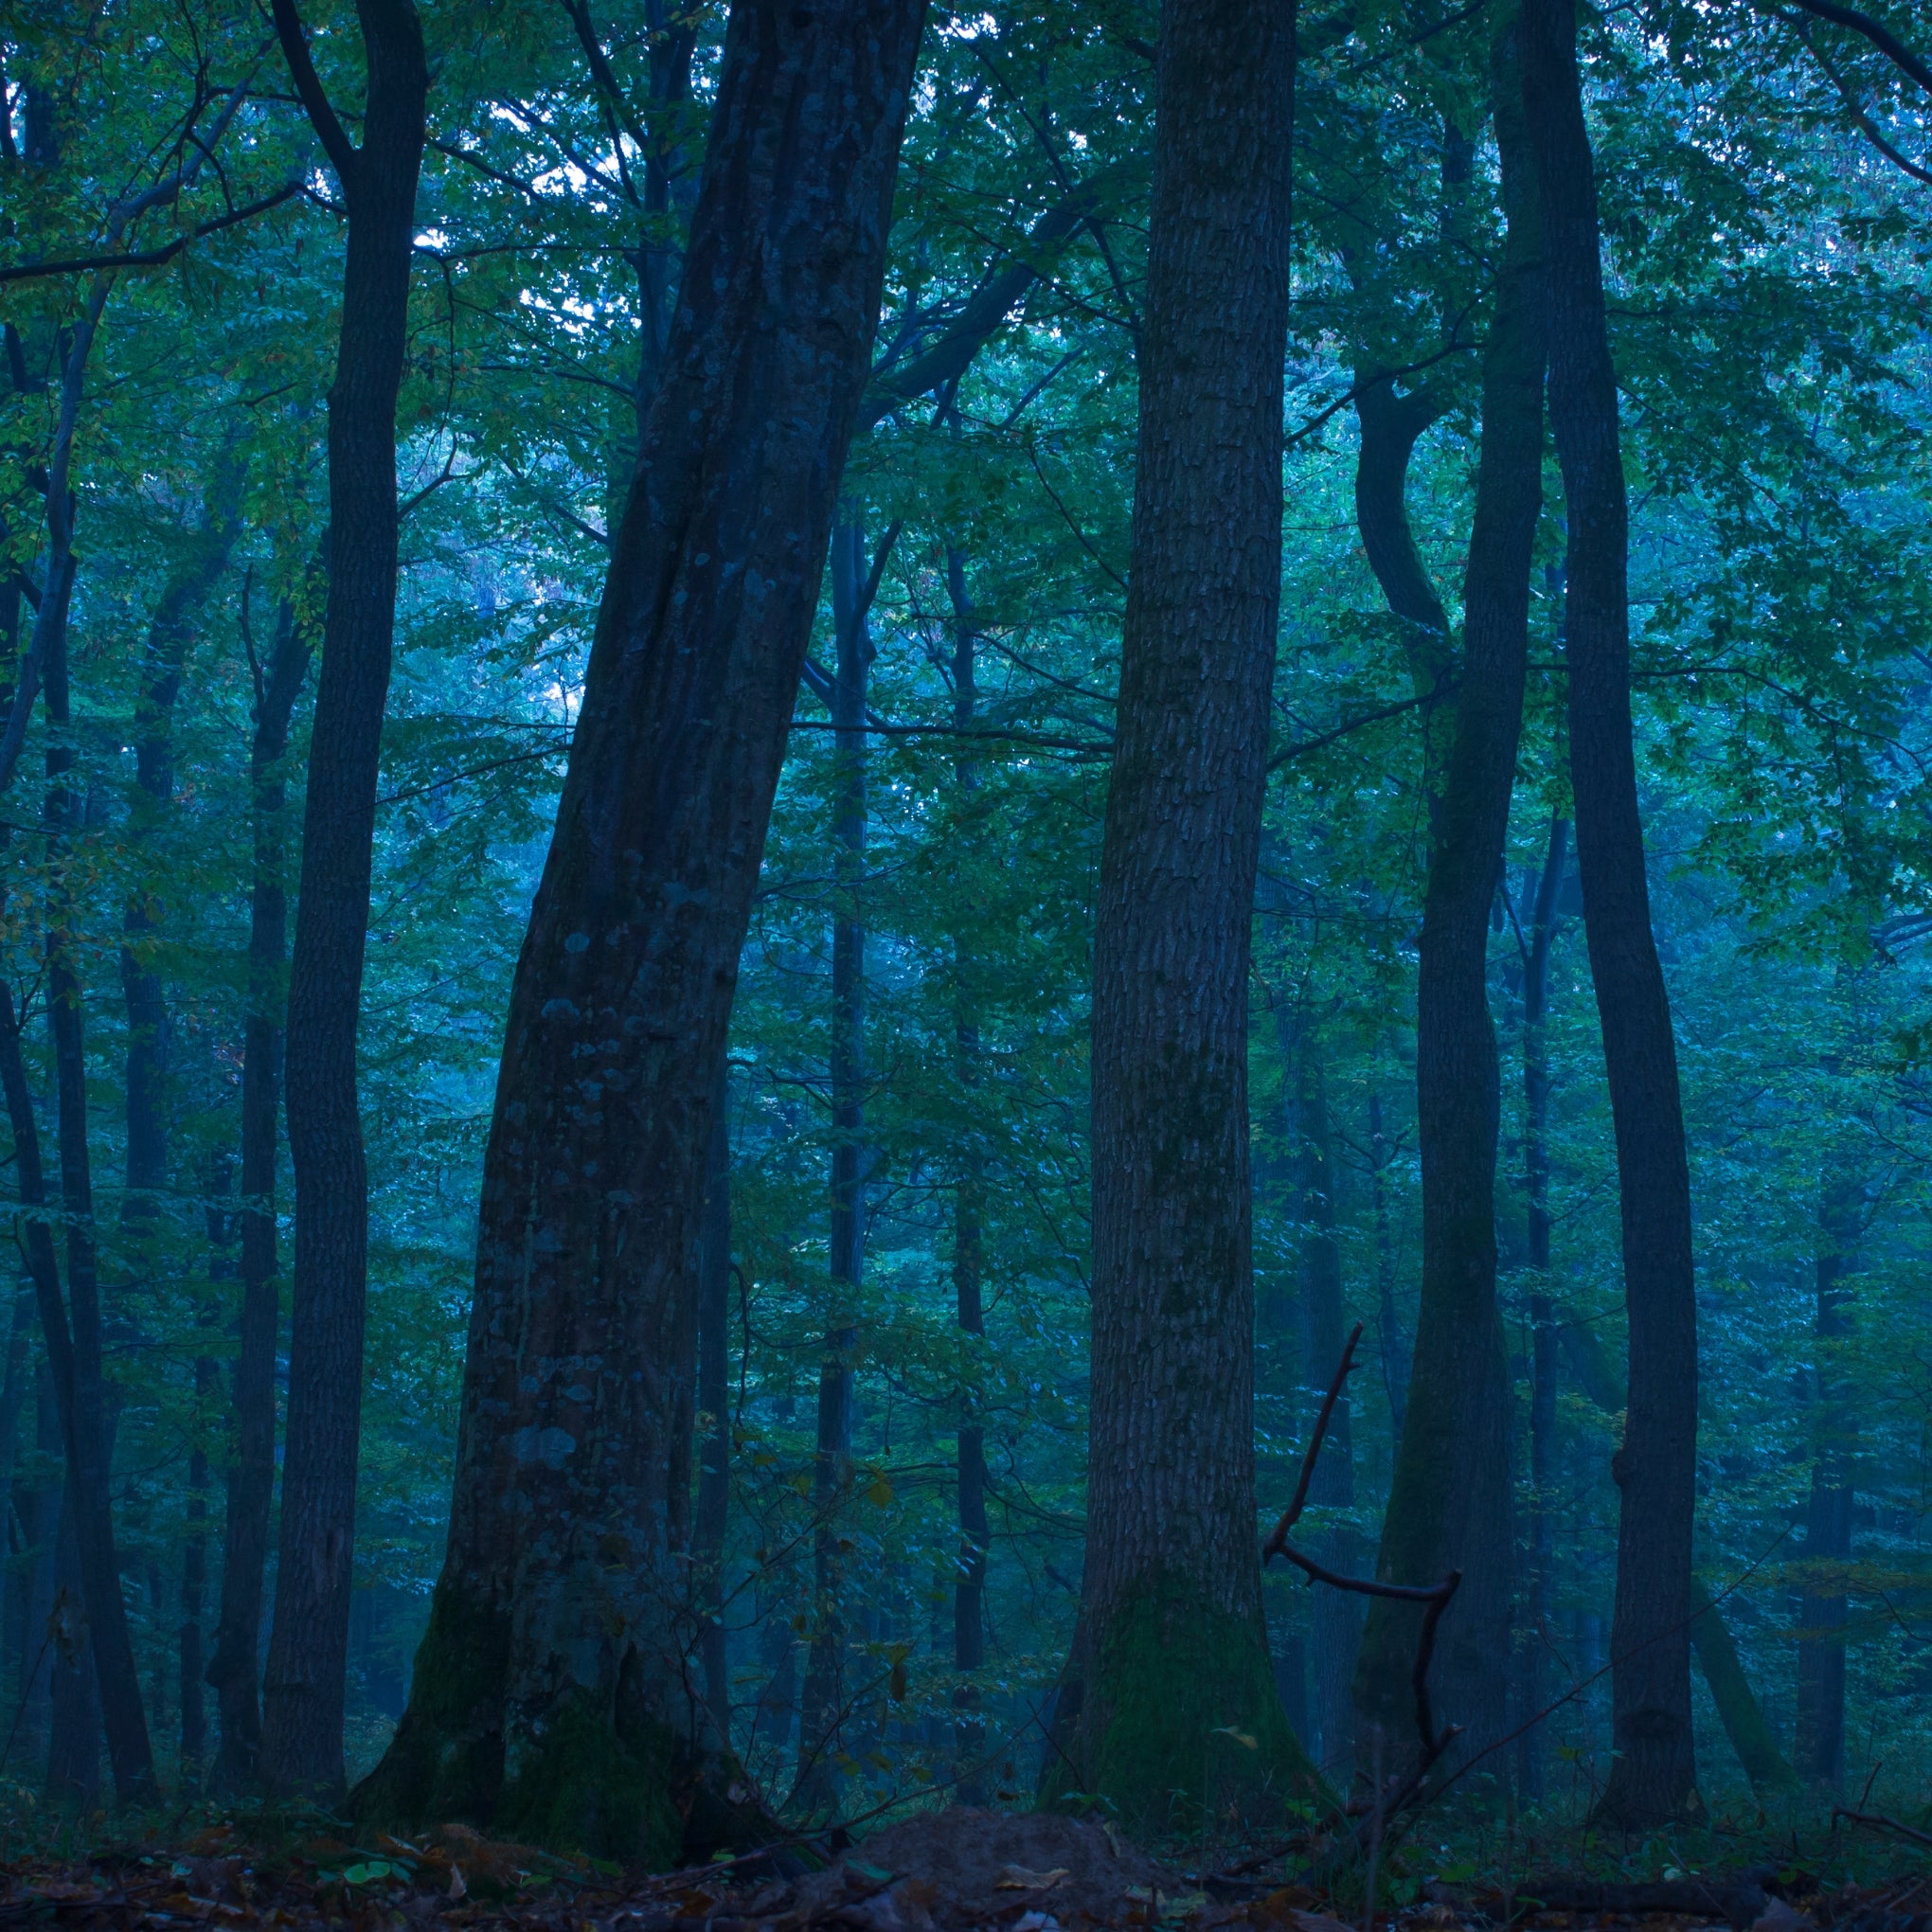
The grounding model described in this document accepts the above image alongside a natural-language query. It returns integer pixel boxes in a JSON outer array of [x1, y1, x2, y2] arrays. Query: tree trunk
[[357, 0, 925, 1860], [45, 1494, 98, 1805], [1292, 1029, 1361, 1776], [121, 455, 245, 1264], [208, 593, 311, 1794], [1522, 0, 1701, 1829], [261, 0, 429, 1798], [17, 1363, 62, 1761], [1353, 380, 1456, 809], [204, 591, 309, 1793], [1794, 1179, 1857, 1789], [694, 1069, 732, 1739], [1690, 1580, 1796, 1795], [1367, 1095, 1408, 1440], [33, 594, 158, 1800], [796, 524, 873, 1816], [1517, 814, 1566, 1797], [1048, 0, 1305, 1834], [1355, 9, 1544, 1780], [945, 546, 989, 1804]]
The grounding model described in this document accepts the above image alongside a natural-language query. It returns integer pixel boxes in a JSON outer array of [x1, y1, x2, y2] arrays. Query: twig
[[1263, 1321, 1363, 1557], [1260, 1325, 1464, 1833], [1834, 1807, 1932, 1850]]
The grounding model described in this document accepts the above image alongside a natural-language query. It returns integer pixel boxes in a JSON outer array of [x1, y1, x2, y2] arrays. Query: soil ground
[[0, 1804, 1921, 1932]]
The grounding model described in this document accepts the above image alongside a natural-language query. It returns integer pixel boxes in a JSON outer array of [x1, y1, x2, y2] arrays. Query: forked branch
[[1261, 1321, 1463, 1796]]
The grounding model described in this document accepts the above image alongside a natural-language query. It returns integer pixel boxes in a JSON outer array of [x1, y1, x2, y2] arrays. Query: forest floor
[[0, 1804, 1923, 1932]]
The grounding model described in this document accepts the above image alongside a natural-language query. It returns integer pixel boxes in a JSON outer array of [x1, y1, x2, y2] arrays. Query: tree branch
[[0, 181, 302, 284], [271, 0, 361, 188], [1781, 0, 1932, 95]]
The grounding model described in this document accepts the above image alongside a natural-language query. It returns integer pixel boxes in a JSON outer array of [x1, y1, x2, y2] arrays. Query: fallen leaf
[[996, 1868, 1070, 1892]]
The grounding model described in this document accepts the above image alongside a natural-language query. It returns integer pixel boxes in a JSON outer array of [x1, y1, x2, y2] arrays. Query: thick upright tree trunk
[[1522, 0, 1700, 1826], [1295, 1037, 1362, 1776], [208, 595, 311, 1794], [1518, 814, 1566, 1797], [694, 1071, 731, 1738], [1794, 1180, 1857, 1789], [946, 546, 989, 1803], [796, 524, 873, 1816], [1354, 10, 1544, 1780], [358, 0, 925, 1860], [1048, 0, 1305, 1834], [261, 0, 428, 1798]]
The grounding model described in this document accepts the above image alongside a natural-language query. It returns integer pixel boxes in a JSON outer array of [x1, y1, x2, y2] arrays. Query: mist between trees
[[0, 0, 1929, 1868]]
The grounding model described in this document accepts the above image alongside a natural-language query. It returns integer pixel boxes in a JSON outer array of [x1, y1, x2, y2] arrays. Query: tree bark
[[357, 0, 926, 1861], [796, 523, 874, 1816], [1522, 0, 1701, 1826], [1047, 0, 1305, 1834], [1518, 814, 1566, 1798], [1355, 8, 1544, 1780], [207, 594, 311, 1794], [261, 0, 428, 1798]]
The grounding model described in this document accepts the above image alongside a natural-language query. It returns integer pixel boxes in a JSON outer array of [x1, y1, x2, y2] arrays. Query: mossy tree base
[[353, 1580, 769, 1867], [1042, 1573, 1321, 1842]]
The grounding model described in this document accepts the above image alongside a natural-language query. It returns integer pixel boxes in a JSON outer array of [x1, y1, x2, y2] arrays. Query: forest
[[1, 0, 1931, 1907]]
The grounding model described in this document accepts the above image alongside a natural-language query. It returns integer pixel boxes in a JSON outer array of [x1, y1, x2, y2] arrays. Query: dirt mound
[[799, 1806, 1172, 1925]]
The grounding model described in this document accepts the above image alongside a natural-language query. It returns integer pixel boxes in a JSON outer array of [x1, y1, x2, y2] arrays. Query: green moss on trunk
[[1044, 1573, 1320, 1839], [351, 1579, 510, 1831], [495, 1687, 686, 1867]]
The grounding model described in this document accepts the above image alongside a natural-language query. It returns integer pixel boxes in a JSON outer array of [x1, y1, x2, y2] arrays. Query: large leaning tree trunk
[[1043, 0, 1306, 1836], [356, 0, 927, 1863], [259, 0, 428, 1798], [1353, 9, 1545, 1780], [1522, 0, 1700, 1827]]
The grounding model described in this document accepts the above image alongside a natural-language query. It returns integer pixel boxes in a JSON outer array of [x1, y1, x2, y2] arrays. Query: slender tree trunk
[[121, 456, 245, 1264], [694, 1069, 731, 1738], [208, 595, 311, 1794], [18, 1363, 61, 1760], [796, 524, 873, 1816], [1518, 814, 1566, 1797], [1355, 9, 1544, 1780], [33, 597, 158, 1799], [945, 546, 989, 1803], [1049, 0, 1305, 1834], [1523, 0, 1700, 1828], [1353, 381, 1455, 806], [1795, 1179, 1857, 1789], [1690, 1580, 1796, 1795], [45, 1495, 98, 1804], [1367, 1095, 1409, 1440], [1295, 1033, 1362, 1776], [358, 0, 925, 1859], [261, 0, 429, 1798]]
